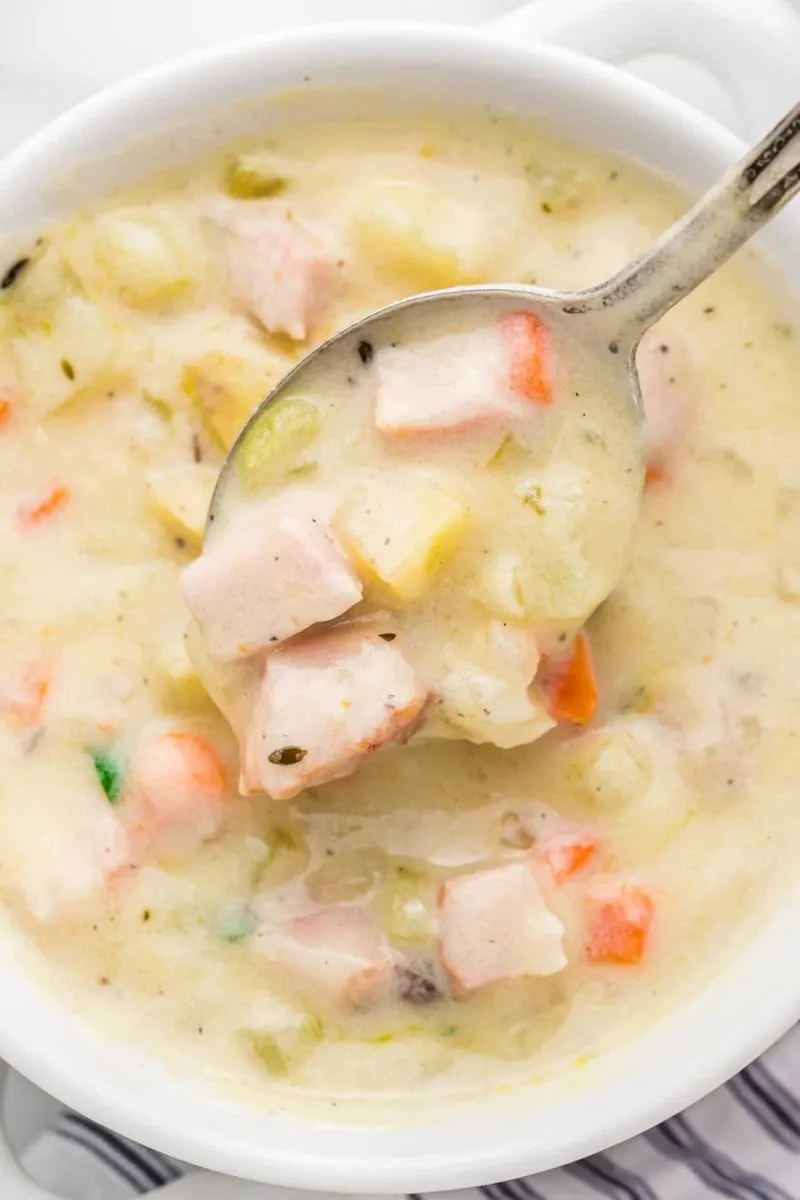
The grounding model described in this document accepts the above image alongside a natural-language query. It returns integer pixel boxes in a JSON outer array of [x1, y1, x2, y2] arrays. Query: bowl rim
[[0, 19, 799, 1192]]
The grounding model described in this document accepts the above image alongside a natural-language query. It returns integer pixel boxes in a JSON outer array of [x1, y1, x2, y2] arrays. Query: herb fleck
[[703, 306, 715, 315], [92, 750, 122, 804], [60, 358, 76, 381], [192, 432, 203, 463], [1, 257, 31, 290], [268, 746, 307, 766], [142, 909, 152, 923], [540, 201, 552, 214], [357, 339, 374, 365]]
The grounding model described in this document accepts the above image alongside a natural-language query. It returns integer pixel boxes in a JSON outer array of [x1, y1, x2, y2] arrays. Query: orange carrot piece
[[19, 485, 70, 530], [542, 632, 598, 725], [585, 883, 655, 966], [0, 663, 51, 728], [498, 310, 553, 406], [165, 732, 227, 796], [541, 830, 599, 884], [0, 396, 12, 430], [644, 461, 668, 488]]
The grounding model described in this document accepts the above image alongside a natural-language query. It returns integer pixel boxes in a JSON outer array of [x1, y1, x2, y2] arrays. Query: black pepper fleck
[[1, 257, 31, 290], [174, 536, 186, 550], [357, 339, 374, 365], [608, 341, 619, 354], [379, 632, 396, 642], [192, 433, 203, 463]]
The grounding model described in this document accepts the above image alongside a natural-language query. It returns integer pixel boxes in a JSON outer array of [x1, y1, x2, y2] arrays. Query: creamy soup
[[1, 109, 799, 1114]]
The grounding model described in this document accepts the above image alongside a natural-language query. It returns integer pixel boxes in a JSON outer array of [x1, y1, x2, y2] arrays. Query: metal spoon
[[209, 101, 800, 554]]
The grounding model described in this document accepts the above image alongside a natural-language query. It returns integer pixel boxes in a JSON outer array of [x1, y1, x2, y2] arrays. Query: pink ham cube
[[256, 906, 392, 1006], [438, 862, 566, 996], [214, 207, 342, 340], [180, 503, 362, 662], [241, 625, 427, 800]]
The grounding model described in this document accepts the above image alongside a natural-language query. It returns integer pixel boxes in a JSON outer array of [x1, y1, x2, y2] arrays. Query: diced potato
[[510, 464, 605, 624], [474, 553, 527, 620], [437, 659, 555, 749], [380, 869, 435, 948], [183, 349, 291, 450], [574, 726, 653, 807], [567, 719, 690, 863], [351, 179, 485, 287], [236, 396, 320, 490], [225, 153, 290, 200], [10, 296, 121, 414], [337, 481, 468, 602], [146, 462, 219, 543], [91, 209, 190, 304], [156, 632, 207, 702]]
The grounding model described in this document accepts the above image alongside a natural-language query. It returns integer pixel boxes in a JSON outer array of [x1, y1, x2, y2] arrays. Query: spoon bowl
[[212, 101, 800, 619]]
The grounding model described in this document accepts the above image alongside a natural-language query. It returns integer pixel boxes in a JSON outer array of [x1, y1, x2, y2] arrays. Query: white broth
[[0, 110, 799, 1115]]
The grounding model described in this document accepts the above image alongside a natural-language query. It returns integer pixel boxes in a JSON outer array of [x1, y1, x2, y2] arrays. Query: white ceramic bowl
[[1, 4, 800, 1195]]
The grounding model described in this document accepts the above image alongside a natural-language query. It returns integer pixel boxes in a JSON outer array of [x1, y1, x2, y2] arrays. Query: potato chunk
[[352, 179, 485, 287], [147, 463, 219, 544], [92, 209, 190, 304], [337, 480, 467, 602], [10, 296, 120, 414], [183, 350, 293, 451]]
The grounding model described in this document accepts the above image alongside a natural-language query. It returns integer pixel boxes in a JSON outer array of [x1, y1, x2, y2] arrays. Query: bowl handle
[[491, 0, 800, 143]]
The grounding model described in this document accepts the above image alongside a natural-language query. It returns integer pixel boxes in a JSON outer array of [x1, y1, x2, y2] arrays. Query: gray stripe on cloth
[[58, 1114, 175, 1190], [564, 1151, 659, 1200], [647, 1112, 794, 1200]]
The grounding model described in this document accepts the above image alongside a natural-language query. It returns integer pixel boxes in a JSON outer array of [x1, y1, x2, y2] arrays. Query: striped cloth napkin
[[20, 1023, 800, 1200]]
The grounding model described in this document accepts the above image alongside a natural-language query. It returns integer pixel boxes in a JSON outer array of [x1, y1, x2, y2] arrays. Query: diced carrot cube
[[540, 829, 599, 884], [542, 631, 598, 725], [130, 731, 228, 849], [585, 882, 655, 965], [644, 461, 668, 488], [497, 310, 553, 406], [19, 485, 70, 530]]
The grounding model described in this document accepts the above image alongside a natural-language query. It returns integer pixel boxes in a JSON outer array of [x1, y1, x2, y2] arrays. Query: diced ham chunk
[[241, 626, 427, 800], [374, 312, 553, 438], [127, 730, 228, 853], [180, 502, 362, 662], [438, 863, 566, 996], [256, 906, 391, 1006], [213, 208, 341, 340]]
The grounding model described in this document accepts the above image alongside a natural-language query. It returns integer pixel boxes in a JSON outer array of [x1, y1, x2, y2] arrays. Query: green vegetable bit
[[225, 154, 289, 200], [215, 904, 258, 944], [245, 1015, 324, 1076], [92, 750, 123, 804], [237, 397, 320, 491]]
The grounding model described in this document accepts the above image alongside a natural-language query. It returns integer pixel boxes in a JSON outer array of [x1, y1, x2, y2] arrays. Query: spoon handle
[[573, 102, 800, 346]]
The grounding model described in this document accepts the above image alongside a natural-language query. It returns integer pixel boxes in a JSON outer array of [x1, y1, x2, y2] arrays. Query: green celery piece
[[92, 750, 122, 805]]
